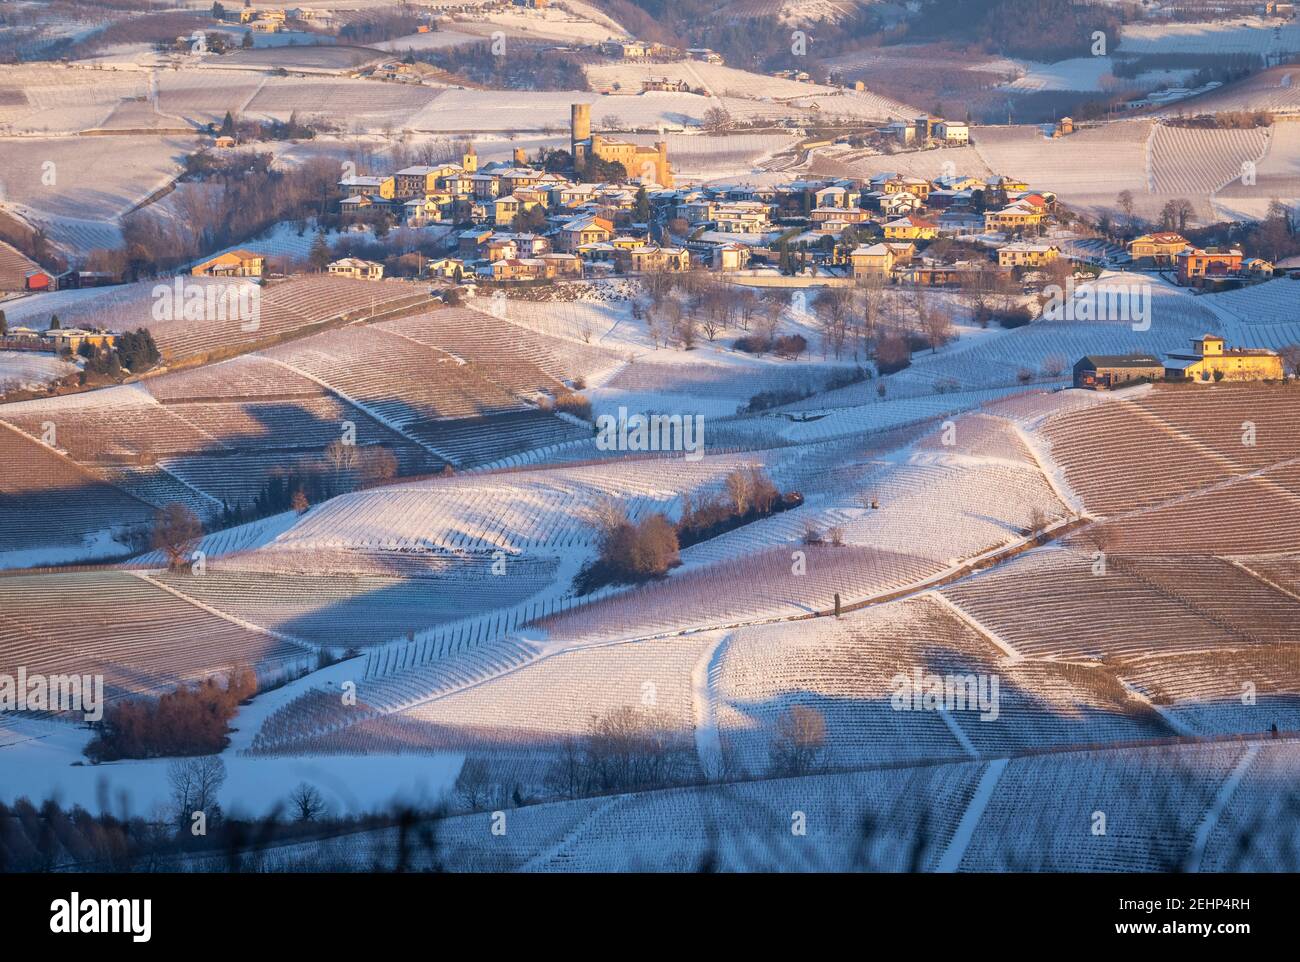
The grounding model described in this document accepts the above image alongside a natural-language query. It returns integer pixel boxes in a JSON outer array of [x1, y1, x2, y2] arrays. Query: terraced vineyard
[[1149, 123, 1270, 198], [0, 570, 310, 700], [0, 420, 155, 564], [154, 552, 559, 650]]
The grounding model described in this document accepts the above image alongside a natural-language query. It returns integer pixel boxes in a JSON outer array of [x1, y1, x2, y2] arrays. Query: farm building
[[935, 120, 969, 144], [0, 239, 42, 291], [23, 268, 53, 291], [1164, 335, 1283, 382], [192, 250, 265, 277], [882, 120, 916, 145], [1073, 355, 1165, 390], [641, 77, 691, 93]]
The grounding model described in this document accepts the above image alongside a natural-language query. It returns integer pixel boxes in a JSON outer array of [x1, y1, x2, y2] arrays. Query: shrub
[[742, 386, 810, 412], [772, 333, 808, 358], [996, 306, 1034, 329], [678, 466, 788, 546], [734, 333, 772, 354], [85, 669, 256, 762], [824, 366, 869, 391], [551, 391, 593, 421], [576, 512, 680, 592], [875, 334, 912, 375]]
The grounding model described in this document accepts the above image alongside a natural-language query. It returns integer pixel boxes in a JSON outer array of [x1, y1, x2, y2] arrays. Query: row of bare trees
[[635, 271, 977, 364]]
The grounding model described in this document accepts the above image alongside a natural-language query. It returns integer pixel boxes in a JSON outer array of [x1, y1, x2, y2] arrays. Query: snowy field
[[0, 351, 73, 394], [0, 135, 191, 220], [1119, 17, 1300, 57]]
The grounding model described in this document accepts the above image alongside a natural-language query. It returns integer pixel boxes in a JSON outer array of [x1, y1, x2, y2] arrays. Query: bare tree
[[1042, 353, 1069, 378], [735, 288, 759, 332], [454, 757, 496, 811], [922, 296, 954, 353], [725, 467, 753, 517], [1116, 189, 1136, 233], [361, 446, 399, 487], [702, 104, 731, 134], [325, 438, 359, 490], [288, 782, 328, 822], [695, 277, 733, 341], [813, 287, 852, 359], [167, 755, 227, 826], [769, 705, 828, 776], [1278, 343, 1300, 378], [1158, 197, 1195, 233], [586, 496, 629, 538], [152, 504, 203, 570]]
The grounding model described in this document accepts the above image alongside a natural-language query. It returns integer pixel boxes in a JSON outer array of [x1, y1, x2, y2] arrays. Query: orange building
[[1176, 247, 1242, 286]]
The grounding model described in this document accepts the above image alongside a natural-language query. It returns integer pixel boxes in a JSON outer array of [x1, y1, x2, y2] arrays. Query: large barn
[[1073, 355, 1165, 390]]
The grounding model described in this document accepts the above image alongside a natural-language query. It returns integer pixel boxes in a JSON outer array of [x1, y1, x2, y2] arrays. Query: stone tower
[[571, 102, 591, 168]]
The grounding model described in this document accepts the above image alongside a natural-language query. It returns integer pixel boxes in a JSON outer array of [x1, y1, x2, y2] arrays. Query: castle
[[571, 103, 673, 188]]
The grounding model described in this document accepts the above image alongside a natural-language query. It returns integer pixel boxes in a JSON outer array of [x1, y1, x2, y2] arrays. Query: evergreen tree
[[220, 110, 235, 136], [0, 310, 7, 337], [634, 185, 650, 222], [241, 30, 253, 49], [49, 314, 60, 330], [308, 231, 332, 271]]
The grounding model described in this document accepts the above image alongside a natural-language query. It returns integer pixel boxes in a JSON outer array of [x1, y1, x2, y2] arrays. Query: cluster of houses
[[330, 102, 1069, 288], [837, 171, 1058, 284], [881, 114, 971, 147], [225, 5, 333, 33], [1126, 232, 1275, 288]]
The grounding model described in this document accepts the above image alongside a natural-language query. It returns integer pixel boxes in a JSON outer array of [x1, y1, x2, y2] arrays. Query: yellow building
[[984, 204, 1043, 232], [998, 243, 1060, 268], [628, 246, 690, 272], [1164, 335, 1284, 382], [1128, 232, 1188, 266], [191, 249, 265, 277], [850, 243, 895, 279], [42, 329, 117, 354], [987, 175, 1030, 192], [883, 217, 938, 241]]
